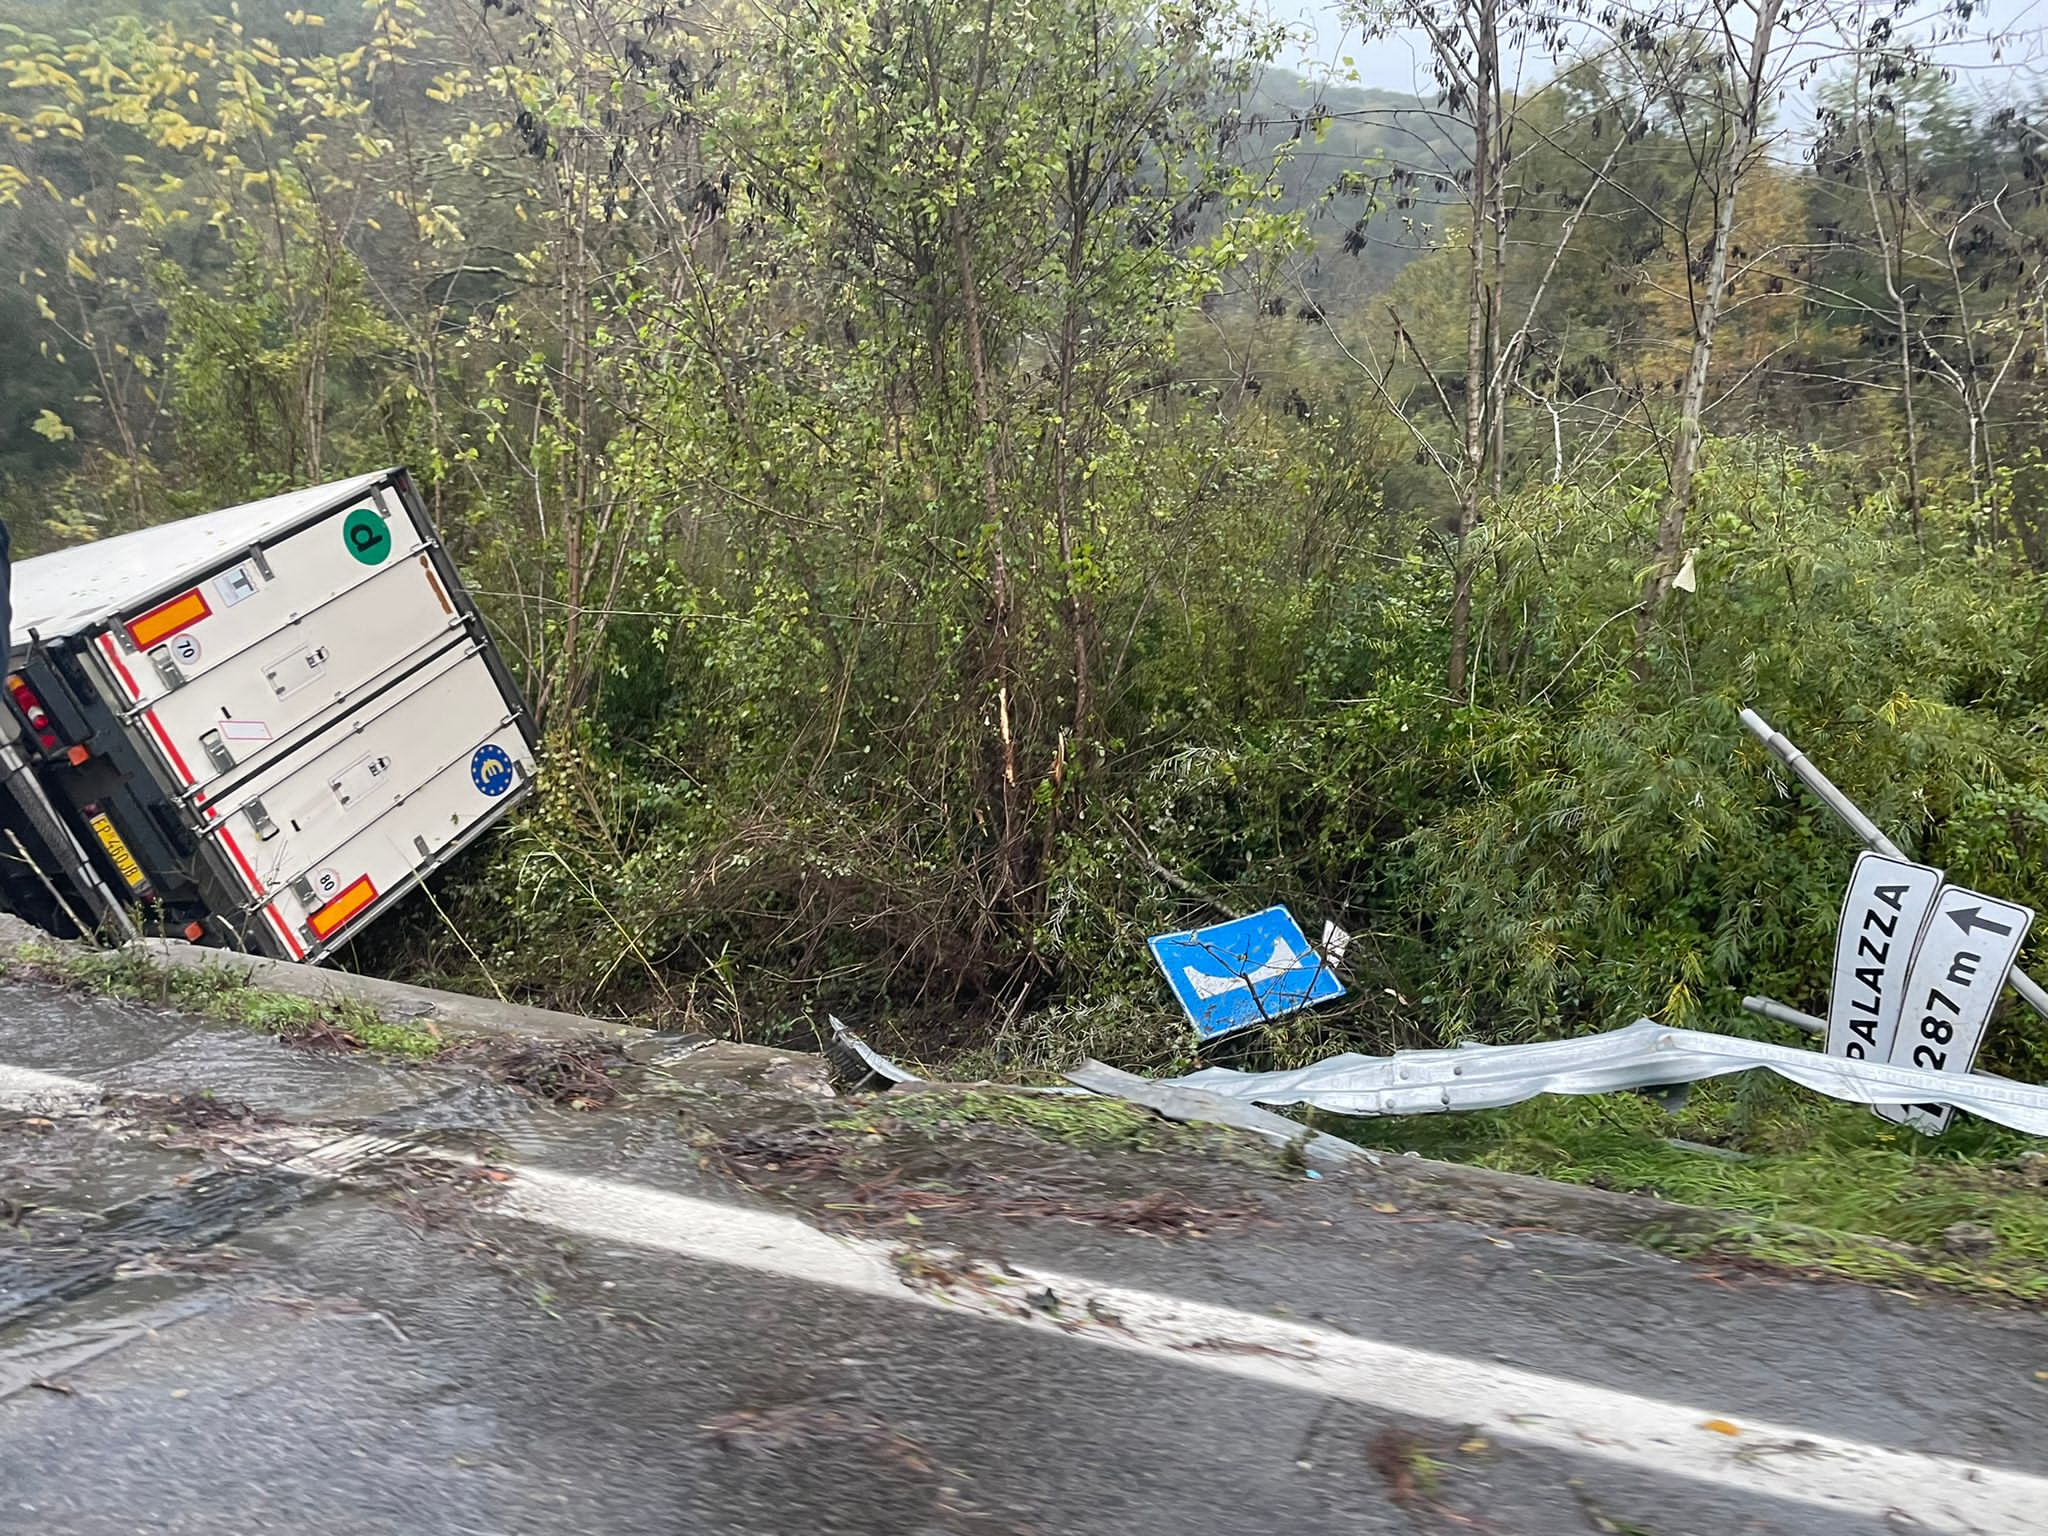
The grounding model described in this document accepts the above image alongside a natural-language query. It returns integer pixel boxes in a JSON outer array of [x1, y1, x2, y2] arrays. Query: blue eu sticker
[[471, 743, 515, 798], [1148, 904, 1344, 1040]]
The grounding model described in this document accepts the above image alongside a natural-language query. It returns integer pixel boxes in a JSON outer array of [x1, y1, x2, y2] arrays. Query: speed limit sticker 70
[[1879, 885, 2034, 1136]]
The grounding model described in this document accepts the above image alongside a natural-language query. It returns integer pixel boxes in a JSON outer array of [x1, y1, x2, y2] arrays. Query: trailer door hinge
[[246, 797, 278, 841], [290, 876, 317, 909], [148, 646, 185, 690], [197, 729, 235, 774]]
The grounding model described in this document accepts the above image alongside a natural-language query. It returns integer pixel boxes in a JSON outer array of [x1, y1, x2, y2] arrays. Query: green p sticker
[[343, 507, 391, 566]]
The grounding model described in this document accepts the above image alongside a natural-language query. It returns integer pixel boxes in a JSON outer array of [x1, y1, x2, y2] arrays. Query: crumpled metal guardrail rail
[[1163, 1019, 2048, 1135]]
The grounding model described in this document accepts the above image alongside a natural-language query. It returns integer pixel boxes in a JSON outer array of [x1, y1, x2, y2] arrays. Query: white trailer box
[[0, 469, 536, 961]]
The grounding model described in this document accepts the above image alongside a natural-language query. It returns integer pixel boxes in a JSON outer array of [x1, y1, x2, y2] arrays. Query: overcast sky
[[1261, 0, 2048, 113]]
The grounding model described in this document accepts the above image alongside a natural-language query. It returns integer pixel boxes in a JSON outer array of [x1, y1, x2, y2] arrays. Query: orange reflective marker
[[127, 588, 211, 650], [308, 874, 377, 939]]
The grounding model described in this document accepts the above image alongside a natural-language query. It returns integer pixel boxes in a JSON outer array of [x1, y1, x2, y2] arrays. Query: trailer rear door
[[85, 481, 465, 802], [197, 641, 533, 958]]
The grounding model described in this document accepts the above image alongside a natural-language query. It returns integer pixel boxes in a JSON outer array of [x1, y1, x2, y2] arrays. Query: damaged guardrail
[[1111, 707, 2048, 1141], [1158, 1018, 2048, 1136]]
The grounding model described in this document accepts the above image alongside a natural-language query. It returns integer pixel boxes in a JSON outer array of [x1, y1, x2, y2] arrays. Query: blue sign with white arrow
[[1148, 904, 1344, 1040]]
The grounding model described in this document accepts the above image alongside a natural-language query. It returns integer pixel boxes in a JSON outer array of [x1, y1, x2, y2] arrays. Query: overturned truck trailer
[[0, 469, 537, 962]]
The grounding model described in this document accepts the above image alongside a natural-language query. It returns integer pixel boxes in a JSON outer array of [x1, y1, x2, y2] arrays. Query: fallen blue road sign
[[1149, 905, 1344, 1040]]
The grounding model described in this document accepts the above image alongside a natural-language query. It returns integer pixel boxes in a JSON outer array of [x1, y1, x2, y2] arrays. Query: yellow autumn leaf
[[1700, 1419, 1741, 1437], [30, 409, 75, 442]]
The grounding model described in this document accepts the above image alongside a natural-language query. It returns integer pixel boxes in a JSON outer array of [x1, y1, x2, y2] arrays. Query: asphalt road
[[3, 980, 2047, 1536]]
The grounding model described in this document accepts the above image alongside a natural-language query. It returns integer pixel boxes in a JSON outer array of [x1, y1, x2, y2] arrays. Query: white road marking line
[[500, 1163, 2044, 1534], [277, 1132, 412, 1177], [7, 1061, 2044, 1531], [0, 1062, 99, 1111]]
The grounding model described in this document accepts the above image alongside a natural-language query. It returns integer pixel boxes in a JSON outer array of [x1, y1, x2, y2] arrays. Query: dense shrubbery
[[9, 0, 2048, 1074], [378, 447, 2048, 1079]]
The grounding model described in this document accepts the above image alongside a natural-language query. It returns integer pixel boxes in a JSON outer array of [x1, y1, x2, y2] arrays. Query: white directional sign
[[1880, 885, 2034, 1136], [1828, 853, 1944, 1065]]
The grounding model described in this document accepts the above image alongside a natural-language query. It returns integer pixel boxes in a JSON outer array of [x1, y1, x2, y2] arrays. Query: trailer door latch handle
[[197, 729, 236, 775]]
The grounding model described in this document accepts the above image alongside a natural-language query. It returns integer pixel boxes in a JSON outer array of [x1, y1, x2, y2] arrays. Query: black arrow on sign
[[1948, 906, 2016, 938]]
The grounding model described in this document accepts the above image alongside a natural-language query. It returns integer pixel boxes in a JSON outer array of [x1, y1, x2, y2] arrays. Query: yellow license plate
[[89, 812, 148, 891]]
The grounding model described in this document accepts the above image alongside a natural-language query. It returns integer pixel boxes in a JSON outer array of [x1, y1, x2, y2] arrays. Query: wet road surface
[[3, 979, 2047, 1535]]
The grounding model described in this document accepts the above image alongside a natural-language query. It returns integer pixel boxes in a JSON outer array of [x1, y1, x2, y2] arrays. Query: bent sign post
[[1878, 886, 2034, 1136], [1827, 853, 1944, 1065]]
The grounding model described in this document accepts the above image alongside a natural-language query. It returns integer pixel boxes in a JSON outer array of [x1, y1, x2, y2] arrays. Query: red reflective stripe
[[267, 906, 305, 960], [96, 633, 141, 702], [142, 710, 196, 787], [215, 827, 303, 959], [215, 827, 302, 957], [217, 824, 262, 894]]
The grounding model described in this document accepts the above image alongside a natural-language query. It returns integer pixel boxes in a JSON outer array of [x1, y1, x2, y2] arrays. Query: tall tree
[[1340, 0, 1639, 695], [1635, 0, 1787, 642]]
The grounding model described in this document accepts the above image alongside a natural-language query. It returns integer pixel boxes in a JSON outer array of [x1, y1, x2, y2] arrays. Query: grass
[[1327, 1075, 2048, 1301], [14, 942, 446, 1060], [832, 1084, 1295, 1176], [846, 1088, 1176, 1151]]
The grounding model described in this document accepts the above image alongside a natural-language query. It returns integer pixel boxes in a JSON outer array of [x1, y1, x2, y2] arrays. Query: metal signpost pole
[[1739, 708, 2048, 1025], [1739, 995, 1824, 1035]]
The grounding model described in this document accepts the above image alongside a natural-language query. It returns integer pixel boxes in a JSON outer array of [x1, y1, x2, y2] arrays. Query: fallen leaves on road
[[1366, 1427, 1491, 1528], [851, 1181, 1252, 1235], [708, 1123, 1259, 1236], [131, 1092, 283, 1151], [1175, 1334, 1315, 1362], [474, 1038, 631, 1110]]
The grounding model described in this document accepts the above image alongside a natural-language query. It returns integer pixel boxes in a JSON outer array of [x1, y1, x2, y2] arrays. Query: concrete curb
[[0, 915, 614, 1043]]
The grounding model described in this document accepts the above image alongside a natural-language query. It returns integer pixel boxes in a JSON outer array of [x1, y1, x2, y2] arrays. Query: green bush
[[378, 443, 2048, 1082]]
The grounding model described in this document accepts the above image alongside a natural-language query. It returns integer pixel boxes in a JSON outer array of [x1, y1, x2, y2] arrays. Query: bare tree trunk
[[1937, 207, 2002, 497], [1639, 0, 1783, 648], [954, 223, 1024, 905], [1446, 0, 1498, 699], [553, 234, 585, 725], [1055, 137, 1096, 763], [1896, 293, 1923, 525], [1852, 109, 1922, 532], [1487, 88, 1509, 504]]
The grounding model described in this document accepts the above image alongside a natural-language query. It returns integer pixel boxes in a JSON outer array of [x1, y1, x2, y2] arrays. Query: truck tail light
[[7, 675, 61, 753]]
